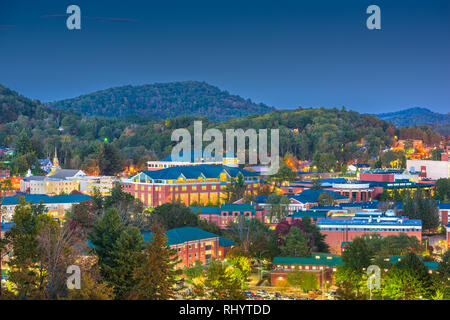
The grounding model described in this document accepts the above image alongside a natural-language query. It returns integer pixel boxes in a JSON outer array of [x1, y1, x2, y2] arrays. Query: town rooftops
[[39, 159, 52, 166], [361, 169, 408, 174], [273, 254, 438, 270], [142, 226, 235, 247], [292, 189, 348, 204], [289, 210, 327, 221], [368, 181, 434, 189], [438, 203, 450, 210], [190, 204, 256, 216], [221, 203, 255, 212], [316, 217, 422, 227], [46, 169, 86, 179], [1, 194, 91, 206]]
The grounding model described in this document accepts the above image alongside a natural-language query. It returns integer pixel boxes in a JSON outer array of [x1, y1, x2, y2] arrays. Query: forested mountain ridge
[[0, 84, 55, 124], [0, 84, 444, 176], [377, 107, 450, 136], [46, 81, 275, 121]]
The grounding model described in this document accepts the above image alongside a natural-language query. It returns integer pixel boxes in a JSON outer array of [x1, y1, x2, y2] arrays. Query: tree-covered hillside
[[0, 84, 444, 176], [0, 84, 53, 124], [377, 107, 450, 136], [47, 81, 275, 121]]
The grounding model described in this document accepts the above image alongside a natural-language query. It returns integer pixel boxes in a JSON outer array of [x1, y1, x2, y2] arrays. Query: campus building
[[122, 165, 260, 207], [407, 159, 450, 180], [141, 226, 235, 269], [190, 203, 265, 228], [316, 215, 422, 254], [446, 224, 450, 248], [359, 169, 419, 183], [0, 194, 91, 221], [78, 176, 116, 196], [270, 254, 438, 287], [271, 254, 343, 286], [438, 203, 450, 226]]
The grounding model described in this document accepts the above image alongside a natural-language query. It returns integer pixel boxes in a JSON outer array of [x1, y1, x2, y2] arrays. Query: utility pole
[[259, 250, 269, 282]]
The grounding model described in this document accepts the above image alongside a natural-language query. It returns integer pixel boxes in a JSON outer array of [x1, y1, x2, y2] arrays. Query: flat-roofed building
[[317, 216, 422, 254], [190, 203, 265, 228], [407, 159, 450, 180], [1, 194, 91, 221], [141, 226, 235, 269]]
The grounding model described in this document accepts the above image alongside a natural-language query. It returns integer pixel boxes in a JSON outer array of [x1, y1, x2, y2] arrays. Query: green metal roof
[[142, 226, 235, 247], [273, 254, 344, 267]]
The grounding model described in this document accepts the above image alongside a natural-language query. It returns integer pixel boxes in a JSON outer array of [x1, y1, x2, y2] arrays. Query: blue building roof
[[142, 226, 235, 247], [1, 222, 14, 232], [139, 164, 258, 181], [319, 178, 347, 185], [289, 210, 327, 221], [438, 203, 450, 210], [317, 217, 422, 227], [292, 189, 348, 204], [339, 201, 379, 209], [1, 194, 92, 206], [220, 203, 255, 212]]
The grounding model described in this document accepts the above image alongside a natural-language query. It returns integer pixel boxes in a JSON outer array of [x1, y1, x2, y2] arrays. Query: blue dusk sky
[[0, 0, 449, 113]]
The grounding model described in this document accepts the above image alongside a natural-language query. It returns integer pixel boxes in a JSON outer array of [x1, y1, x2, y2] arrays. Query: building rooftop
[[273, 254, 438, 270], [273, 254, 344, 267], [438, 203, 450, 210], [138, 164, 258, 181], [316, 217, 422, 227], [142, 226, 235, 247], [292, 189, 348, 203], [46, 169, 86, 179], [289, 211, 327, 221], [1, 194, 91, 206]]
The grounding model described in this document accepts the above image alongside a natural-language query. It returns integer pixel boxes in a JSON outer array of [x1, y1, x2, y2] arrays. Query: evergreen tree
[[382, 252, 432, 300], [106, 227, 143, 299], [4, 198, 56, 299], [280, 227, 310, 257], [88, 208, 143, 299], [130, 224, 181, 300]]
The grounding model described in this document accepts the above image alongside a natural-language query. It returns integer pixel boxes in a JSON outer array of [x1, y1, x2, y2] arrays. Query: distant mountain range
[[377, 107, 450, 135], [46, 81, 275, 122]]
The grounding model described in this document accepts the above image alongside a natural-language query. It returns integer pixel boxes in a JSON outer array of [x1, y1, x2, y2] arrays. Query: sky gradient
[[0, 0, 449, 113]]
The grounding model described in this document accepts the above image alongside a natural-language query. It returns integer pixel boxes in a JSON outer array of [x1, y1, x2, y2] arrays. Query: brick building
[[122, 165, 260, 207], [142, 226, 235, 269], [1, 194, 91, 221], [271, 254, 438, 287], [438, 203, 450, 226], [316, 215, 422, 254], [271, 254, 343, 286], [190, 203, 265, 229]]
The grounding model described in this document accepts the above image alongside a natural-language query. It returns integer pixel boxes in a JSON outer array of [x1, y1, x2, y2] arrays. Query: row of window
[[320, 227, 420, 232]]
